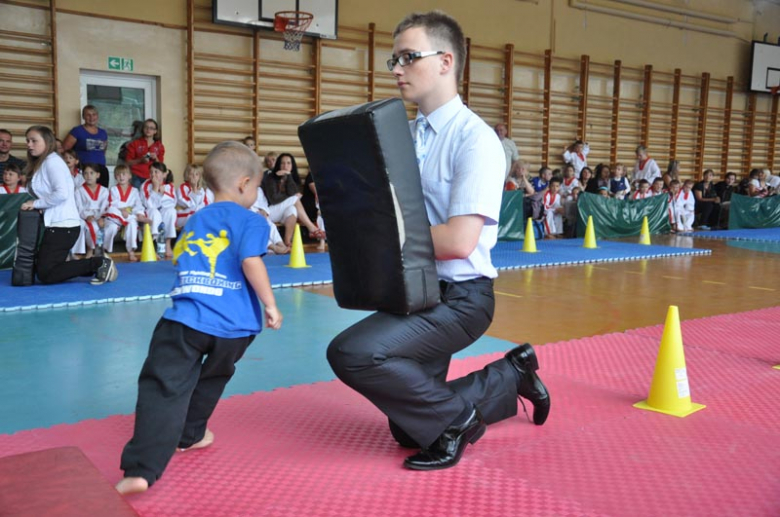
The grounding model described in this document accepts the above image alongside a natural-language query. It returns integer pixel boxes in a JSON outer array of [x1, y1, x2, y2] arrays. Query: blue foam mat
[[491, 239, 710, 270], [679, 227, 780, 242], [0, 239, 710, 311]]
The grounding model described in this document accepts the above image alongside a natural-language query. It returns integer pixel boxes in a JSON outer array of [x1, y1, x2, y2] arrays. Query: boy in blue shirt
[[116, 141, 282, 495]]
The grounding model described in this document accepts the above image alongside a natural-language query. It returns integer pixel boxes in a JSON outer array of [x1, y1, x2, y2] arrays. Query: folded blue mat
[[679, 227, 780, 242]]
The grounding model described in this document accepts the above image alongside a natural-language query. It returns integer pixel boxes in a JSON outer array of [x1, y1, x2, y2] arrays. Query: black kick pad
[[298, 98, 439, 314], [12, 209, 42, 286]]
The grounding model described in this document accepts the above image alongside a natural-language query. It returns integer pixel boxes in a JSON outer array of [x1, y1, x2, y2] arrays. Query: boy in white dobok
[[74, 164, 109, 258], [104, 165, 145, 261], [543, 178, 564, 237]]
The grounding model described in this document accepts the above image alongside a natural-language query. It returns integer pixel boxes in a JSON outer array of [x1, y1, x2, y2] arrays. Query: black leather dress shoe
[[506, 343, 550, 425], [403, 407, 486, 471]]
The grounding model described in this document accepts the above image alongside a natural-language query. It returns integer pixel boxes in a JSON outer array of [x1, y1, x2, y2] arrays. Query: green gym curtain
[[0, 193, 33, 270], [497, 191, 526, 241], [575, 192, 670, 238], [728, 194, 780, 229]]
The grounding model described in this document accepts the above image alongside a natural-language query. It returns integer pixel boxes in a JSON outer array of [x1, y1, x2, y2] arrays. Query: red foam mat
[[1, 310, 779, 516]]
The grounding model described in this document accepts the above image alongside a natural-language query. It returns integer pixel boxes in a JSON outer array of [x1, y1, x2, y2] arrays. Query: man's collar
[[416, 95, 463, 135]]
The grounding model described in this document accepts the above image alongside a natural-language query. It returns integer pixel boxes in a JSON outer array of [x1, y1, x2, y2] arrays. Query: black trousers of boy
[[120, 318, 255, 486], [37, 226, 103, 284], [327, 278, 519, 449]]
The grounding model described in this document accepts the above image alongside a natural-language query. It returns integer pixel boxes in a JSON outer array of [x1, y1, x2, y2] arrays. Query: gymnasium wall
[[0, 0, 779, 182]]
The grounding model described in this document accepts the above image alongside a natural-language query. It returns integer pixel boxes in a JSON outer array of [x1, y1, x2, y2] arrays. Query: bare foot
[[178, 429, 214, 452], [128, 251, 139, 262], [116, 476, 149, 495], [85, 249, 94, 259], [317, 240, 326, 251]]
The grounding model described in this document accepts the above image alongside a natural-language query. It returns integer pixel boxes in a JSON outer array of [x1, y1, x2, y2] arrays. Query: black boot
[[403, 407, 486, 471], [505, 343, 550, 425]]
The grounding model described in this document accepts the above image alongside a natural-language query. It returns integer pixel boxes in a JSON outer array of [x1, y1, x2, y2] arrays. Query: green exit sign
[[108, 56, 134, 72]]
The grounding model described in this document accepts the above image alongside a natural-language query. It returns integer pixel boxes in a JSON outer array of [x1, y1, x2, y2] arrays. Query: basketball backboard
[[749, 41, 780, 93], [213, 0, 338, 40]]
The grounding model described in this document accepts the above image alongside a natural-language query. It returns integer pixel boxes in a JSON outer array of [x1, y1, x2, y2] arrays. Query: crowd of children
[[503, 142, 778, 238]]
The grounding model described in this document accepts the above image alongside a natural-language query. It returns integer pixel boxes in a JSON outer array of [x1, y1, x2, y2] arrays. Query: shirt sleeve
[[239, 212, 270, 260], [448, 123, 505, 225]]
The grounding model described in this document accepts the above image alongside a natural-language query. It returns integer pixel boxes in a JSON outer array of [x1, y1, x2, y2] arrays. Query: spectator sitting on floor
[[63, 149, 84, 190], [139, 162, 177, 259], [104, 165, 144, 262], [631, 179, 653, 200], [764, 169, 779, 194], [261, 153, 323, 247], [263, 151, 277, 177], [543, 178, 564, 237], [610, 163, 630, 199], [1, 163, 27, 194], [714, 172, 737, 229], [505, 160, 534, 194], [73, 164, 109, 259], [674, 180, 696, 231], [250, 185, 291, 255], [668, 179, 681, 232], [559, 163, 580, 236], [528, 166, 552, 221], [747, 168, 770, 198], [664, 160, 680, 189], [176, 164, 214, 230], [579, 166, 593, 189], [650, 177, 666, 196], [693, 169, 721, 230], [0, 129, 26, 178], [586, 163, 610, 194]]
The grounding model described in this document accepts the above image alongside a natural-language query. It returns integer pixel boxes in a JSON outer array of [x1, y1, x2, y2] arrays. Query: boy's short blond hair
[[203, 141, 261, 193], [114, 164, 130, 177]]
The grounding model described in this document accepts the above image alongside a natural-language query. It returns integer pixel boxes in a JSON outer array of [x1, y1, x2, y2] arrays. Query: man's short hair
[[725, 172, 737, 179], [0, 129, 11, 138], [393, 11, 467, 82], [203, 141, 261, 193], [638, 179, 650, 186]]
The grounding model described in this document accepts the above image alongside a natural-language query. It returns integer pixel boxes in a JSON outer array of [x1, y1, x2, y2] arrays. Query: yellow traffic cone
[[140, 223, 157, 262], [583, 216, 597, 249], [639, 216, 651, 245], [634, 306, 706, 417], [522, 218, 537, 253], [286, 224, 310, 268]]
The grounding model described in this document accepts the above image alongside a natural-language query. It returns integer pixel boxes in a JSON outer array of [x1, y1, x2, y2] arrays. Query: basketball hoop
[[274, 11, 313, 52]]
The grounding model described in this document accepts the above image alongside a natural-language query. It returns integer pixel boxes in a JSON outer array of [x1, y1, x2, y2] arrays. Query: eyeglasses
[[386, 51, 444, 71]]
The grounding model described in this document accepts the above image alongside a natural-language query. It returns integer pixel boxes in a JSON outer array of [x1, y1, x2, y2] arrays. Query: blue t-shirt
[[69, 125, 108, 165], [164, 202, 271, 338], [531, 177, 548, 192]]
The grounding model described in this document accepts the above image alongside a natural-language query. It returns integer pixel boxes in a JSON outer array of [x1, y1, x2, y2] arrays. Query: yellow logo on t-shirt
[[173, 229, 230, 278]]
